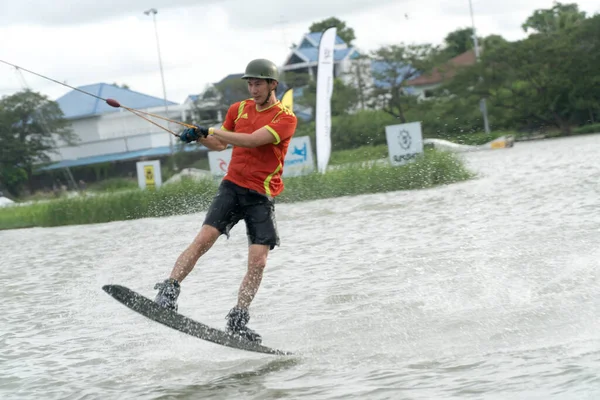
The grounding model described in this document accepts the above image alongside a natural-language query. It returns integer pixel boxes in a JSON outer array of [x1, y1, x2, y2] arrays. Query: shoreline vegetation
[[0, 148, 475, 231]]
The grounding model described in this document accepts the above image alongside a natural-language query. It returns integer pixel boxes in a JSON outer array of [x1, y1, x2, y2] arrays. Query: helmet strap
[[260, 80, 276, 107]]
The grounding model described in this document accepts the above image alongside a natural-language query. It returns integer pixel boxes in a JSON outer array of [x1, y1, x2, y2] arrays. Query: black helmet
[[242, 59, 279, 82]]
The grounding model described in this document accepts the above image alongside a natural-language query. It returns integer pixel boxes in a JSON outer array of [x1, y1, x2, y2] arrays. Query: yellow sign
[[144, 165, 155, 189]]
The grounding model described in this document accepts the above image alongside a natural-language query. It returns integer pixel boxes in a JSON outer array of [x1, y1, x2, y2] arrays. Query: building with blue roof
[[56, 83, 178, 120], [282, 32, 361, 81], [44, 83, 205, 172]]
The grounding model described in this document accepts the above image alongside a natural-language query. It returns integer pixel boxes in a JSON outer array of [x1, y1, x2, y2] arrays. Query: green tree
[[368, 44, 439, 122], [201, 85, 219, 100], [343, 54, 372, 110], [309, 17, 356, 46], [0, 127, 28, 196], [215, 77, 249, 106], [438, 30, 508, 62], [442, 27, 476, 59], [298, 110, 397, 151], [440, 29, 507, 61], [522, 2, 587, 34], [481, 34, 509, 51], [297, 78, 359, 117], [0, 90, 76, 195], [330, 110, 397, 149], [441, 14, 600, 134], [280, 71, 311, 89], [331, 79, 359, 116], [568, 13, 600, 124]]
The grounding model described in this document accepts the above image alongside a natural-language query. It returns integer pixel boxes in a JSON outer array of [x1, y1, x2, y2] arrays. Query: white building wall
[[97, 105, 186, 139], [50, 132, 174, 162], [51, 104, 190, 162], [409, 83, 442, 101], [53, 137, 127, 161], [69, 117, 101, 143]]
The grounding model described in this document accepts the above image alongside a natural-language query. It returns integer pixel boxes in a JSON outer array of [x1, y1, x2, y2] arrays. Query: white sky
[[1, 0, 599, 104]]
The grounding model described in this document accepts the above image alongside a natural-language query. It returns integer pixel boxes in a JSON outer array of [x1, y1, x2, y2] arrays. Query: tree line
[[292, 3, 598, 142]]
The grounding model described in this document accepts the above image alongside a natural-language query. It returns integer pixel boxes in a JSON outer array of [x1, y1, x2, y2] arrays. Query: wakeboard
[[102, 284, 292, 356]]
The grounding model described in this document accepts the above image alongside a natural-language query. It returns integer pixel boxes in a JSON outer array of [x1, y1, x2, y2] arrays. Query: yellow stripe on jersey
[[265, 125, 281, 144], [263, 163, 282, 196], [234, 100, 247, 124]]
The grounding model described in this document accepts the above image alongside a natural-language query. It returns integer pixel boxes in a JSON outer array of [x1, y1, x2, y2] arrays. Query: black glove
[[180, 125, 210, 143]]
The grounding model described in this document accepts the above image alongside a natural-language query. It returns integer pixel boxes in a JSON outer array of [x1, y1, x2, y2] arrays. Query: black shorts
[[203, 180, 280, 249]]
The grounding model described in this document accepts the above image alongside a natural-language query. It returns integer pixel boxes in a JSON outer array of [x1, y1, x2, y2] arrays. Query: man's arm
[[210, 127, 276, 148], [198, 135, 228, 151]]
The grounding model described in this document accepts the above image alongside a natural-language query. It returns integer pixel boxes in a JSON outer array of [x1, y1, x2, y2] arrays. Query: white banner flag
[[315, 27, 336, 174]]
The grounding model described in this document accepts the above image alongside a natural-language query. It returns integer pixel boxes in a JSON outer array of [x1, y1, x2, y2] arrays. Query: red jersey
[[220, 99, 297, 197]]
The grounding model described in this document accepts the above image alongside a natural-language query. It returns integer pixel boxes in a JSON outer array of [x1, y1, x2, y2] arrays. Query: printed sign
[[207, 148, 233, 177], [282, 136, 315, 177], [385, 122, 424, 166], [144, 165, 155, 189], [208, 136, 315, 177], [136, 160, 162, 189]]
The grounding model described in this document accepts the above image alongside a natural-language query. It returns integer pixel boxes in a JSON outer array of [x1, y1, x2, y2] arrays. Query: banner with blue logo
[[282, 136, 315, 177]]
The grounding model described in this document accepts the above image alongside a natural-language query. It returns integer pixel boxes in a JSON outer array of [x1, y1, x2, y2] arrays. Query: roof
[[405, 50, 477, 87], [371, 60, 418, 88], [283, 31, 358, 67], [56, 83, 178, 120], [292, 47, 357, 64], [41, 144, 207, 171]]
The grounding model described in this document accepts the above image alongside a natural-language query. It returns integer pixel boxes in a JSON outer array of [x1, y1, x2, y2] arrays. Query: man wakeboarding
[[153, 59, 298, 344]]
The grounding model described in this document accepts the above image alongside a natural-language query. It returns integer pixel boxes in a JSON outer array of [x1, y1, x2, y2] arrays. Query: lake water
[[2, 135, 599, 399]]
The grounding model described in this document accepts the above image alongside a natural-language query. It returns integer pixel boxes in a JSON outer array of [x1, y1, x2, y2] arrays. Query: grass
[[328, 144, 389, 165], [0, 148, 475, 230], [86, 177, 139, 192], [573, 123, 600, 135], [278, 149, 473, 203]]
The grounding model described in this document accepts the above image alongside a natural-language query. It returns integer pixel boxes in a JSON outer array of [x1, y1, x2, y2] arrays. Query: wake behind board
[[102, 284, 292, 356]]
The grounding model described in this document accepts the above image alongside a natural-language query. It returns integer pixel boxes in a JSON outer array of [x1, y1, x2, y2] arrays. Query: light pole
[[468, 0, 491, 134], [144, 8, 176, 165]]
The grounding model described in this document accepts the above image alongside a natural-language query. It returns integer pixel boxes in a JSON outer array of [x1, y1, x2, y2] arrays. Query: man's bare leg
[[224, 244, 269, 342], [169, 224, 221, 283], [154, 225, 221, 311], [237, 244, 270, 309]]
